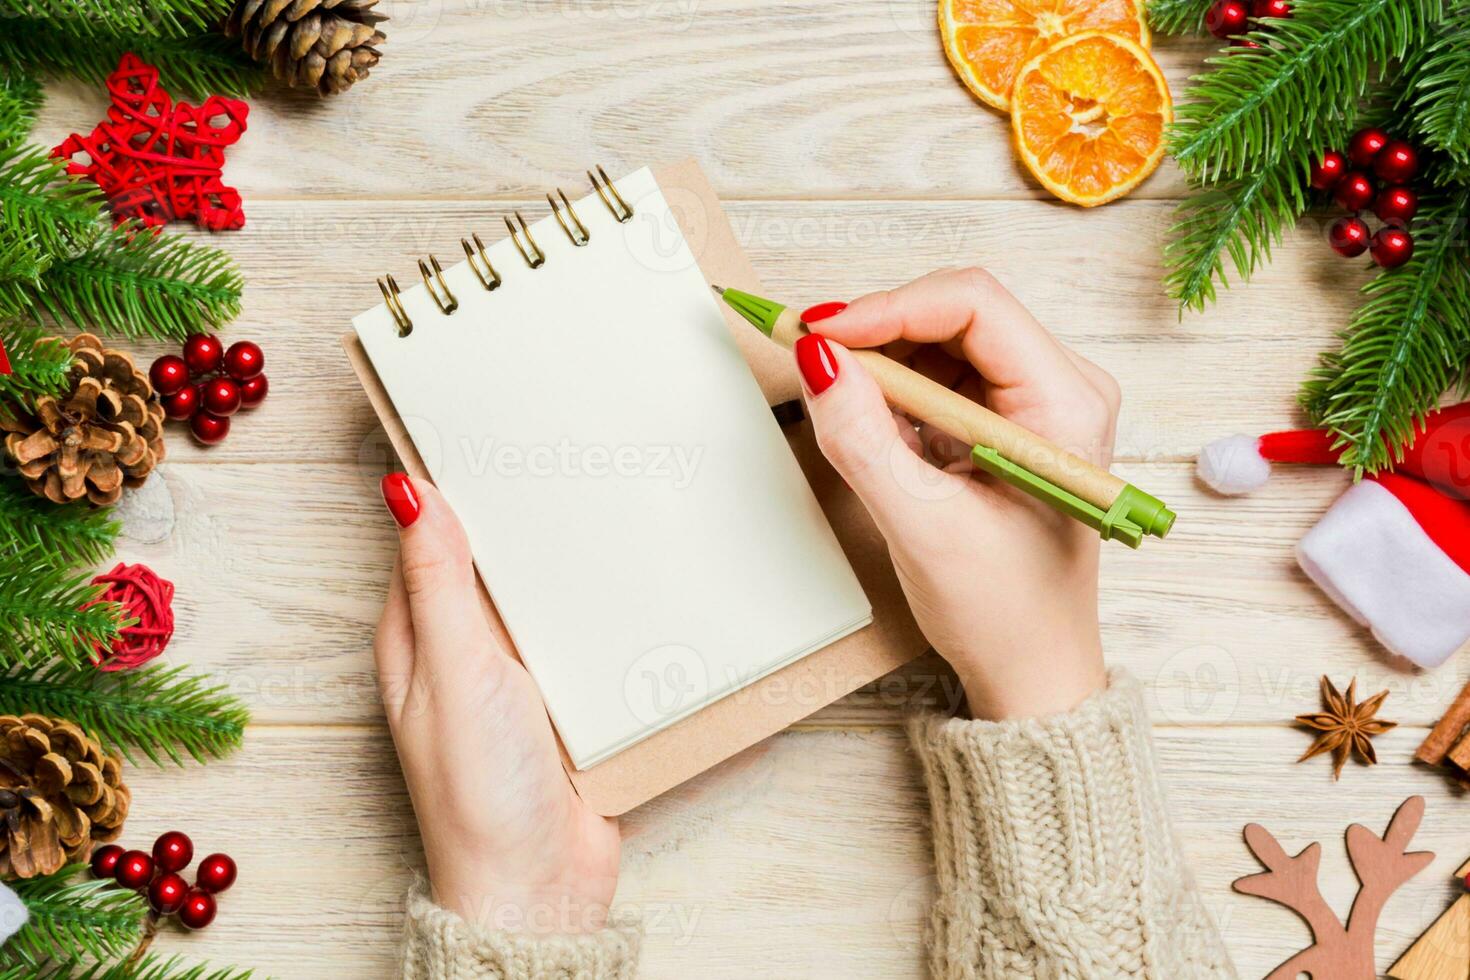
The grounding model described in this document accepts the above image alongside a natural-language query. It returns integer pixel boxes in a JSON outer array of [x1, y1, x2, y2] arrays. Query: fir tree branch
[[1170, 0, 1440, 180], [0, 322, 71, 402], [0, 71, 41, 145], [1406, 4, 1470, 163], [0, 662, 251, 765], [0, 23, 262, 100], [11, 954, 254, 980], [0, 0, 236, 40], [1303, 183, 1470, 471], [0, 546, 124, 668], [1148, 0, 1215, 36], [29, 225, 243, 341], [1164, 150, 1308, 310], [0, 477, 119, 566], [3, 868, 147, 969], [0, 144, 105, 260]]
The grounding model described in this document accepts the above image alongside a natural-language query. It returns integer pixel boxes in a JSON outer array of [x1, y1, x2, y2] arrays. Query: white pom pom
[[0, 880, 27, 944], [1197, 435, 1270, 495]]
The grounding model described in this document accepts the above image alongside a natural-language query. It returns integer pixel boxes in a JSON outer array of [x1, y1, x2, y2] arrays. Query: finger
[[373, 559, 417, 720], [795, 334, 968, 534], [803, 267, 1083, 394], [380, 473, 496, 665]]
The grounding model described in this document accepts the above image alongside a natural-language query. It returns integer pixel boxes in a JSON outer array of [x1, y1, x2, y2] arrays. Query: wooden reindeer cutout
[[1388, 855, 1470, 980], [1233, 795, 1435, 979]]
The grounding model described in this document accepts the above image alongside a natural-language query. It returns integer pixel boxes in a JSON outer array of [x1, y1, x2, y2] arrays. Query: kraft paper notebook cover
[[343, 159, 925, 815]]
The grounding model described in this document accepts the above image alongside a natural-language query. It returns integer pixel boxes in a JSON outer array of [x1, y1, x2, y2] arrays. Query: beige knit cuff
[[400, 885, 641, 980], [907, 670, 1235, 978]]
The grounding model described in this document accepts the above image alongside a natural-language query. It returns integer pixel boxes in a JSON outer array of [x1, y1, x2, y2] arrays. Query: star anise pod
[[1296, 675, 1397, 780]]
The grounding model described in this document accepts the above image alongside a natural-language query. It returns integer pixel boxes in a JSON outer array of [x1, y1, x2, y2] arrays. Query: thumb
[[795, 334, 967, 533], [380, 473, 494, 661]]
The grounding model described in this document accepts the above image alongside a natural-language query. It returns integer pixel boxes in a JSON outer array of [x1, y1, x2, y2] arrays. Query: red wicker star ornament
[[53, 54, 249, 232]]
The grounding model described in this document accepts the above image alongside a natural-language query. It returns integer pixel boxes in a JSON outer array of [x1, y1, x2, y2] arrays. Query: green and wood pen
[[713, 284, 1175, 549]]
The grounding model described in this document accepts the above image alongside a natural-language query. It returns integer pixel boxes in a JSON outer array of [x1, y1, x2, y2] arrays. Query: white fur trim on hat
[[1297, 481, 1470, 668], [0, 879, 27, 944], [1197, 435, 1270, 495]]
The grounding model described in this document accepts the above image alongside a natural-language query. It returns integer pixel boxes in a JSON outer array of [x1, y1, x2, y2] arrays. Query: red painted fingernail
[[795, 334, 838, 396], [381, 473, 421, 528], [801, 301, 847, 324]]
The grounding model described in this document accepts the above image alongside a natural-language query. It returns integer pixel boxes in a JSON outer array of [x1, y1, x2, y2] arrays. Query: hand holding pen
[[763, 268, 1120, 720]]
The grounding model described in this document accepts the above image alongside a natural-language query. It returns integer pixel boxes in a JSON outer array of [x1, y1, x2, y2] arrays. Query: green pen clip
[[970, 445, 1175, 549]]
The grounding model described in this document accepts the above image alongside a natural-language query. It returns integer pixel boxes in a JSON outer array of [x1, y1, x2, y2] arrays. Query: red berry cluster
[[1311, 128, 1420, 269], [1206, 0, 1289, 46], [91, 831, 236, 930], [149, 334, 268, 445]]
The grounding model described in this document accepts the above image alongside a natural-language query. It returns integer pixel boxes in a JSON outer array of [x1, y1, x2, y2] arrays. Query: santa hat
[[1197, 404, 1470, 669]]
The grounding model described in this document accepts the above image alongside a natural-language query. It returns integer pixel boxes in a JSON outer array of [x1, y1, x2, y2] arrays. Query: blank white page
[[353, 168, 871, 768]]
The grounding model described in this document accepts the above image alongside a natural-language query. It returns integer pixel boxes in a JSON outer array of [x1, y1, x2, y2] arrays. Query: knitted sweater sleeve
[[907, 670, 1236, 979], [399, 886, 641, 980]]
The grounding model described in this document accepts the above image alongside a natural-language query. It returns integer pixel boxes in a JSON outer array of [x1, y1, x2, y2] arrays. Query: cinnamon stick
[[1447, 733, 1470, 774], [1416, 677, 1470, 766]]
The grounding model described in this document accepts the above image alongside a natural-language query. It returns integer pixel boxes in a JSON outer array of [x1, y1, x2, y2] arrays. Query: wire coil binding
[[376, 166, 635, 337]]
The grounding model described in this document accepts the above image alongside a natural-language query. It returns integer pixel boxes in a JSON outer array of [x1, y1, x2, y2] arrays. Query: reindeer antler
[[1232, 795, 1433, 980]]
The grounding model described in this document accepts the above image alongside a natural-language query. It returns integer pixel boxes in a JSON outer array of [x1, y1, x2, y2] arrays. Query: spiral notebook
[[350, 164, 873, 773]]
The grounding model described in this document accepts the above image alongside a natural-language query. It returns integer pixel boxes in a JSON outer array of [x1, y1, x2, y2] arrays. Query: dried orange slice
[[939, 0, 1149, 111], [1010, 31, 1171, 207]]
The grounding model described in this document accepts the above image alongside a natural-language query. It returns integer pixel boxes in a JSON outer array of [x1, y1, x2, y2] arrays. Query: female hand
[[375, 475, 620, 931], [795, 268, 1121, 720]]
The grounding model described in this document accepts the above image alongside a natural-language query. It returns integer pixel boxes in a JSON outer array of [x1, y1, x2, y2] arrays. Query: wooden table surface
[[31, 2, 1470, 975]]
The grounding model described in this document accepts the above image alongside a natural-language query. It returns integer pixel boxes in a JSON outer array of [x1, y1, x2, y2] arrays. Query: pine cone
[[226, 0, 387, 96], [0, 714, 129, 879], [0, 334, 166, 507]]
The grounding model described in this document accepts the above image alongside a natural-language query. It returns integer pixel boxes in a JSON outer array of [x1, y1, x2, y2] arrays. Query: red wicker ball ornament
[[148, 355, 189, 396], [1371, 226, 1414, 268], [1374, 186, 1418, 224], [195, 853, 237, 893], [1333, 171, 1376, 212], [1347, 128, 1390, 167], [202, 377, 242, 417], [149, 872, 189, 915], [1309, 150, 1346, 191], [222, 341, 264, 380], [114, 850, 154, 890], [1373, 140, 1419, 183], [1328, 216, 1371, 257], [190, 411, 230, 445], [90, 844, 124, 879], [238, 374, 268, 409], [162, 384, 200, 421], [182, 333, 224, 376], [153, 831, 194, 873], [178, 888, 217, 930], [1206, 0, 1250, 36], [88, 562, 174, 671]]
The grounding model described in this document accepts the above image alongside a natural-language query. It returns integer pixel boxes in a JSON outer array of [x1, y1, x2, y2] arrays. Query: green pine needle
[[1170, 0, 1440, 180], [1148, 0, 1216, 36], [4, 868, 147, 970], [0, 145, 105, 260], [0, 0, 237, 39], [1164, 151, 1308, 310], [0, 22, 263, 100], [1406, 5, 1470, 163], [0, 71, 41, 145], [0, 546, 125, 669], [0, 322, 71, 402], [11, 954, 254, 980], [0, 477, 119, 566], [1302, 184, 1470, 472], [0, 662, 251, 765], [30, 224, 243, 340]]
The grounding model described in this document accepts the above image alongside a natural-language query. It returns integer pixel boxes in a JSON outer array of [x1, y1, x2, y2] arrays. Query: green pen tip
[[710, 283, 725, 293], [715, 286, 786, 338]]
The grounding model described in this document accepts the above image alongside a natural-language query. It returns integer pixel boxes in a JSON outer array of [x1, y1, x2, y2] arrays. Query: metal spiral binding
[[377, 167, 636, 337]]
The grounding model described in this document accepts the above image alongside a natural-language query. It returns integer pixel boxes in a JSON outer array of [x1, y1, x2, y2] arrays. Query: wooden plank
[[28, 10, 1216, 201], [131, 725, 1470, 979], [119, 459, 1467, 728], [51, 198, 1367, 466]]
